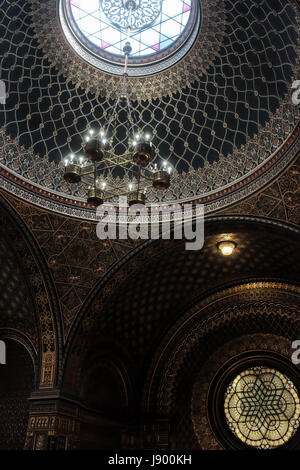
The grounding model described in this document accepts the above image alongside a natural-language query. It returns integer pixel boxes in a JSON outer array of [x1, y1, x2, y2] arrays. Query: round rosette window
[[60, 0, 200, 76], [224, 367, 300, 449]]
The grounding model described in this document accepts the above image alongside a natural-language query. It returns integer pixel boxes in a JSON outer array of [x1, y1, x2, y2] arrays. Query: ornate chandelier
[[63, 1, 172, 208]]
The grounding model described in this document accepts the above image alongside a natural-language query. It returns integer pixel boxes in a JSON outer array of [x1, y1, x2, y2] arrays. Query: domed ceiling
[[0, 0, 299, 220]]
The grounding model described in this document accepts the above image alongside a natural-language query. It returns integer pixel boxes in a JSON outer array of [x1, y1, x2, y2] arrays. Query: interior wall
[[0, 338, 34, 450], [79, 361, 128, 449]]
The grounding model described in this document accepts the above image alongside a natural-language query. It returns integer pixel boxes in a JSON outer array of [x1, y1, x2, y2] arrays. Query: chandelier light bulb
[[102, 138, 107, 144], [145, 134, 151, 140], [89, 129, 94, 135], [85, 136, 90, 142], [129, 183, 133, 191], [79, 156, 84, 164], [64, 158, 69, 166], [167, 166, 172, 174], [70, 153, 75, 161]]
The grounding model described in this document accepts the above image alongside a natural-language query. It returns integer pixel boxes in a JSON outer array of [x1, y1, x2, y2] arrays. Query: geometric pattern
[[220, 158, 300, 227], [65, 215, 300, 379], [67, 0, 193, 60], [0, 207, 38, 349], [0, 0, 299, 215], [224, 367, 300, 449], [2, 191, 136, 341]]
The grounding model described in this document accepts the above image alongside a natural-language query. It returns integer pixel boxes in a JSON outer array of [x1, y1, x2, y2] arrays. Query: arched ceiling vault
[[62, 217, 300, 393], [0, 196, 62, 389]]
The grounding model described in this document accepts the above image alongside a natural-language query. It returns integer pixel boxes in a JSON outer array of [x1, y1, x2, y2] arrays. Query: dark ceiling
[[0, 203, 38, 346], [67, 219, 300, 379]]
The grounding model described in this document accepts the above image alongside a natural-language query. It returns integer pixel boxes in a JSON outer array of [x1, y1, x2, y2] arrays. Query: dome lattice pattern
[[0, 0, 299, 208], [224, 367, 300, 449]]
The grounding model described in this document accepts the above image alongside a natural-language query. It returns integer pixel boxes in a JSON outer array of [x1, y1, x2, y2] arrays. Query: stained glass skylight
[[224, 367, 300, 449], [63, 0, 197, 67]]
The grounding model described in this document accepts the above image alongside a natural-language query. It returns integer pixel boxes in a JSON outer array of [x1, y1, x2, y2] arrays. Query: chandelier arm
[[80, 175, 95, 185], [97, 159, 137, 172], [101, 154, 134, 168], [80, 168, 95, 177], [103, 184, 152, 201]]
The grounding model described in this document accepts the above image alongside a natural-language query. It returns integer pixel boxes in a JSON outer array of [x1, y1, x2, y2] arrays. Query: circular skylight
[[224, 367, 300, 449], [60, 0, 200, 75]]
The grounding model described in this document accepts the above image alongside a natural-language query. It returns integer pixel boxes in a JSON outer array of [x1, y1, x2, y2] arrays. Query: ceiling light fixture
[[217, 241, 237, 256], [62, 2, 172, 207]]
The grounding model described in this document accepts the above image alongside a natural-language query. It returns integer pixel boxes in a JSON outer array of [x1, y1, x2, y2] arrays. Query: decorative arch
[[0, 330, 37, 387], [0, 194, 62, 389]]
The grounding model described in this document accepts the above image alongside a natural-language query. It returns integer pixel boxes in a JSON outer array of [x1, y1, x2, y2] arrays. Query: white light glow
[[218, 241, 236, 256]]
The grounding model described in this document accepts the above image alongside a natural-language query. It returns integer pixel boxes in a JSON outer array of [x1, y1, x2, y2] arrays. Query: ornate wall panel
[[220, 157, 300, 225], [0, 234, 38, 349], [1, 191, 136, 340]]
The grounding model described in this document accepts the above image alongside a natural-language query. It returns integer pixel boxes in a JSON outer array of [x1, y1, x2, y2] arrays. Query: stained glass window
[[224, 367, 300, 449], [64, 0, 195, 62]]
